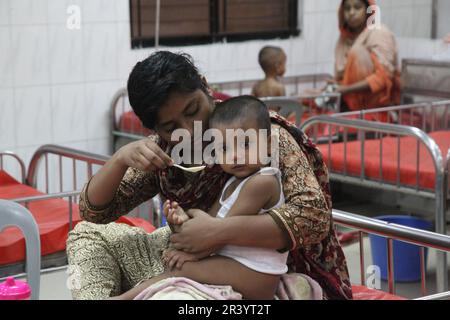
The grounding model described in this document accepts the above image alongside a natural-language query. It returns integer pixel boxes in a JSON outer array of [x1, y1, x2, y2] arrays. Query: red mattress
[[118, 111, 153, 136], [0, 171, 156, 266], [318, 131, 450, 190], [352, 285, 406, 300]]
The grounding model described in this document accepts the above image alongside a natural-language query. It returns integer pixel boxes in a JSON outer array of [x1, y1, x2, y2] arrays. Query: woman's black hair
[[127, 51, 209, 129]]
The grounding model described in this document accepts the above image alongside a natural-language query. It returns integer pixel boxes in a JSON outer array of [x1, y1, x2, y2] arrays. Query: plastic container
[[0, 277, 32, 300], [369, 215, 433, 282]]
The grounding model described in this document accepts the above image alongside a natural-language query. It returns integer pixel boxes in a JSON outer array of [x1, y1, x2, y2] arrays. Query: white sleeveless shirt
[[216, 167, 288, 275]]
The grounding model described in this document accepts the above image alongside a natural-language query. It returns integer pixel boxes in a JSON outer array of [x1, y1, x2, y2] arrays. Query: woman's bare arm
[[87, 137, 173, 207], [79, 136, 173, 224]]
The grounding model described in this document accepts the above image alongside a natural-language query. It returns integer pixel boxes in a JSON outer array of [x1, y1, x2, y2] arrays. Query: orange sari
[[335, 0, 401, 111]]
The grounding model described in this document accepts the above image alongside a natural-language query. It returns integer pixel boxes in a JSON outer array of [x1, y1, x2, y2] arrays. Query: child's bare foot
[[163, 200, 189, 225]]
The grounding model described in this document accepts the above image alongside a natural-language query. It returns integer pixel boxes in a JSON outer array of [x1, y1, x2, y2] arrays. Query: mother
[[67, 51, 352, 300], [333, 0, 401, 111]]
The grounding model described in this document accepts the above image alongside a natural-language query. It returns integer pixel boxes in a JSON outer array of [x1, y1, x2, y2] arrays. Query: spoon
[[172, 163, 206, 173]]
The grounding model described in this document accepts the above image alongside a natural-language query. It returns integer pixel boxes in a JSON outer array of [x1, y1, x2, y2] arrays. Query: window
[[130, 0, 300, 48]]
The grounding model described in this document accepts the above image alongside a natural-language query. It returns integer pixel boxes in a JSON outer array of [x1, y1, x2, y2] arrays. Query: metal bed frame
[[210, 73, 333, 96], [0, 145, 163, 278], [110, 73, 337, 152], [0, 151, 27, 184], [333, 209, 450, 299], [300, 103, 449, 292]]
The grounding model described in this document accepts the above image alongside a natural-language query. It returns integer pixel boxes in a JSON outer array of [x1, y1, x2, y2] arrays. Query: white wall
[[436, 0, 450, 39], [378, 0, 433, 39], [1, 0, 449, 181]]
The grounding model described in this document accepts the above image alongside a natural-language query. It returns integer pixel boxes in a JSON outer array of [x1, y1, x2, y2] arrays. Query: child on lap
[[116, 96, 286, 300]]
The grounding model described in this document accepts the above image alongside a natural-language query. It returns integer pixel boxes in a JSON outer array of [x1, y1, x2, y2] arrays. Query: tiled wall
[[377, 0, 433, 39], [1, 0, 449, 181], [436, 0, 450, 39]]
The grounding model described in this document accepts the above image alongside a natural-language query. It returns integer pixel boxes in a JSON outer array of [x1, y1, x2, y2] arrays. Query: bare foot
[[163, 200, 190, 225]]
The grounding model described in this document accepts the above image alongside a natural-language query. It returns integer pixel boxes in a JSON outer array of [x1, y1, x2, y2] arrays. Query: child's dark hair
[[210, 95, 271, 135], [127, 51, 209, 129], [258, 46, 284, 73]]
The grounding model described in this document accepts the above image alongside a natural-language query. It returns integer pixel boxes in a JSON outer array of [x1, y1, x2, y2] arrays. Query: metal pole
[[431, 0, 438, 39], [155, 0, 160, 48]]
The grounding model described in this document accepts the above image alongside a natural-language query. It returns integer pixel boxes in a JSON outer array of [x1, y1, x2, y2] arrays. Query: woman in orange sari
[[334, 0, 401, 111]]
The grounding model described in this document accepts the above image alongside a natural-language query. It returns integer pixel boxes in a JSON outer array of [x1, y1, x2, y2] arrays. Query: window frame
[[130, 0, 301, 48]]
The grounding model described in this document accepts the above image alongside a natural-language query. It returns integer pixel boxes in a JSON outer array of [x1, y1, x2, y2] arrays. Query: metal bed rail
[[301, 116, 446, 198], [26, 144, 109, 195], [333, 209, 450, 298], [7, 145, 162, 228], [0, 151, 27, 184], [447, 149, 450, 202], [1, 145, 165, 279], [110, 73, 335, 151], [211, 73, 333, 96], [332, 100, 450, 133], [260, 92, 341, 126], [10, 190, 81, 232], [301, 117, 448, 292]]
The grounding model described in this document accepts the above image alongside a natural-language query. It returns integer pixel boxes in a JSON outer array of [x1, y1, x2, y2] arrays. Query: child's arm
[[276, 83, 286, 97], [114, 255, 280, 300], [226, 174, 281, 218]]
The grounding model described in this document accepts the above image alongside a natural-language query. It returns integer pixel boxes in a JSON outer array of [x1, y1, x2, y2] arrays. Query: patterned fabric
[[67, 222, 171, 300], [70, 112, 352, 300]]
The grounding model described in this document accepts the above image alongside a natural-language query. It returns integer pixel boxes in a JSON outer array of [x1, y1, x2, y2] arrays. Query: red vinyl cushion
[[212, 91, 232, 101], [116, 216, 156, 234], [118, 111, 153, 136], [318, 131, 450, 190], [352, 285, 406, 300], [0, 170, 156, 266], [0, 170, 21, 186]]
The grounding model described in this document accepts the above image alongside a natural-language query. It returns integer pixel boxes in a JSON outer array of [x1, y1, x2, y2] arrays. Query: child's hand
[[163, 200, 189, 225], [163, 249, 198, 270]]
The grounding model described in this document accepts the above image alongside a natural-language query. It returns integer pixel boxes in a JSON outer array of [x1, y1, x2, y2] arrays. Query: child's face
[[212, 119, 271, 179], [276, 52, 287, 77]]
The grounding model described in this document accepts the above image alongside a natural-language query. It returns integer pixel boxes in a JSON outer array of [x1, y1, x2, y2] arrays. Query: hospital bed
[[300, 100, 450, 292], [0, 145, 161, 278], [333, 209, 450, 299], [110, 73, 335, 153]]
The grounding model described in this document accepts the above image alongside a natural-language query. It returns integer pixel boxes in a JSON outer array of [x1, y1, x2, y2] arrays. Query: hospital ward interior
[[1, 0, 450, 301]]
